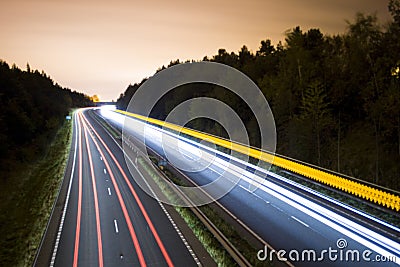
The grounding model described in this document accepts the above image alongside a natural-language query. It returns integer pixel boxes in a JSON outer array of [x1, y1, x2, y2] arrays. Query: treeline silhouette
[[118, 2, 400, 190], [0, 61, 92, 175]]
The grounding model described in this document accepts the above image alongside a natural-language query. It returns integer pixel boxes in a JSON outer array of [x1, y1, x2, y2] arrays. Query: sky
[[0, 0, 392, 101]]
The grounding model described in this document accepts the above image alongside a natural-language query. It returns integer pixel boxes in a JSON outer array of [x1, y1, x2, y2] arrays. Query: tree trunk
[[398, 114, 400, 156], [374, 119, 380, 184], [316, 118, 321, 166], [297, 58, 302, 83]]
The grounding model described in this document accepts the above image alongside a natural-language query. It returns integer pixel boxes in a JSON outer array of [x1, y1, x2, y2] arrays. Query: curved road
[[36, 109, 199, 266], [106, 108, 400, 267]]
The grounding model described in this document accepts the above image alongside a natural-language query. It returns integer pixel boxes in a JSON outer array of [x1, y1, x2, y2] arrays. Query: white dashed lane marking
[[291, 215, 309, 228], [114, 219, 119, 233]]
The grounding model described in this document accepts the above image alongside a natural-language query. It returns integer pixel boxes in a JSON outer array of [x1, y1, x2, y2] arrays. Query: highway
[[36, 109, 199, 266], [101, 108, 400, 267]]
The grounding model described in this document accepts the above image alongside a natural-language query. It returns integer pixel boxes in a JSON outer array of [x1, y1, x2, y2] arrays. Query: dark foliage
[[117, 4, 400, 190], [0, 61, 92, 175]]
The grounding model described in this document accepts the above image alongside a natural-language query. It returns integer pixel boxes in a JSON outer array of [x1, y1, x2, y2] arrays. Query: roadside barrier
[[116, 110, 400, 212]]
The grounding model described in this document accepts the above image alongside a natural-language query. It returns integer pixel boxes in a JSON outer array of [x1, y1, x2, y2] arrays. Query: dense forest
[[118, 1, 400, 190], [0, 61, 92, 176]]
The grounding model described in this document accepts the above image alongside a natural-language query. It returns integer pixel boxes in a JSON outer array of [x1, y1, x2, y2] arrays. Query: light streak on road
[[102, 109, 400, 265]]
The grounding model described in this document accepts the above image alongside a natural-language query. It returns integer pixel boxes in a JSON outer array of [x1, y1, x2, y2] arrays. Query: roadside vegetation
[[118, 1, 400, 191], [0, 114, 73, 266], [0, 62, 91, 266]]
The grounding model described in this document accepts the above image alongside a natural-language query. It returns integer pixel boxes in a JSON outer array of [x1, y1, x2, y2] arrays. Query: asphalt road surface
[[37, 109, 199, 267], [105, 108, 400, 267]]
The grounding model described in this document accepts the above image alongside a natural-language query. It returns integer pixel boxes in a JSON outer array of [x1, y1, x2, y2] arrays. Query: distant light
[[91, 94, 100, 102], [101, 104, 116, 110], [100, 105, 117, 118], [66, 115, 72, 120], [391, 66, 399, 78]]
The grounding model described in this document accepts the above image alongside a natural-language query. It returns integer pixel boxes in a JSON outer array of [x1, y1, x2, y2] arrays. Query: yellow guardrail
[[116, 110, 400, 212]]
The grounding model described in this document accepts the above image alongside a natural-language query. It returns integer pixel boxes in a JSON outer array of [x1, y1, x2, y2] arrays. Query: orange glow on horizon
[[0, 0, 392, 101]]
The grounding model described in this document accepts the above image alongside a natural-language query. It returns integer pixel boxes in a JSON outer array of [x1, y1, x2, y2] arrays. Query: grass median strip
[[138, 157, 272, 267], [93, 115, 121, 139]]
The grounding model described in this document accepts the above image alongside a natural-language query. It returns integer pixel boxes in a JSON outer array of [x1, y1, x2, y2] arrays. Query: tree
[[113, 8, 400, 189], [301, 81, 330, 165], [212, 48, 239, 67], [0, 61, 91, 173], [389, 0, 400, 25], [257, 39, 275, 56], [238, 45, 255, 72]]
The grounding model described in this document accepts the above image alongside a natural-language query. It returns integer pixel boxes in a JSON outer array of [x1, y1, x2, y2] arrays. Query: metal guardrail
[[115, 110, 400, 212]]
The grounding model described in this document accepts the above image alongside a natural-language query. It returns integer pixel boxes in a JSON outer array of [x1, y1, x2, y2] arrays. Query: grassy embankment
[[0, 113, 73, 266]]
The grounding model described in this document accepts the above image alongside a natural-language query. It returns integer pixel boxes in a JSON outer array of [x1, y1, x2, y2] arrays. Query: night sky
[[0, 0, 392, 101]]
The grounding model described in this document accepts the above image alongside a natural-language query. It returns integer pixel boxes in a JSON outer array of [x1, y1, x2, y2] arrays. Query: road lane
[[73, 113, 83, 267], [81, 112, 175, 267], [47, 109, 199, 266], [84, 115, 147, 267], [83, 124, 103, 267], [83, 110, 199, 266]]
